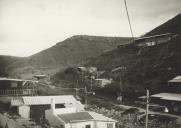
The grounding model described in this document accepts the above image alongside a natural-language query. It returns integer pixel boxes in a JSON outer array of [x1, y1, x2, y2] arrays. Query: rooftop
[[168, 76, 181, 83], [58, 112, 93, 123], [11, 95, 79, 106], [151, 93, 181, 101], [134, 33, 172, 41], [58, 111, 116, 123]]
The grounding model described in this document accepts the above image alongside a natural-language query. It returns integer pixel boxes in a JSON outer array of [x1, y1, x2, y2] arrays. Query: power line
[[123, 0, 134, 40]]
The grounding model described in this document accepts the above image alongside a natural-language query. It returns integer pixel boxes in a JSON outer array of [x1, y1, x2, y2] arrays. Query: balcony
[[0, 89, 37, 96]]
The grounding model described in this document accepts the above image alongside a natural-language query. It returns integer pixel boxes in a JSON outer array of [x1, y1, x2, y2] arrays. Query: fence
[[0, 89, 37, 96]]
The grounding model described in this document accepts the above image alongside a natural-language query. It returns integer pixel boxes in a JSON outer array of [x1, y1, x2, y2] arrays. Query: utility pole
[[145, 90, 149, 128], [85, 86, 88, 107], [75, 80, 78, 98], [84, 85, 95, 108], [117, 66, 126, 102], [90, 75, 93, 91]]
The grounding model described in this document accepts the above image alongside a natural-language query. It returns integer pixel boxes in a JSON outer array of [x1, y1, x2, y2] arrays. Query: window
[[107, 123, 113, 128], [85, 124, 91, 128]]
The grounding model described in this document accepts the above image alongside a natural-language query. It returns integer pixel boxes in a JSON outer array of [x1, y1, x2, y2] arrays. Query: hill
[[84, 14, 181, 98], [5, 35, 130, 78], [144, 14, 181, 36], [0, 55, 23, 77], [53, 14, 181, 99]]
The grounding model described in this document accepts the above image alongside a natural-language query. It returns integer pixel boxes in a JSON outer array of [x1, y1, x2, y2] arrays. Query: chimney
[[51, 98, 55, 114]]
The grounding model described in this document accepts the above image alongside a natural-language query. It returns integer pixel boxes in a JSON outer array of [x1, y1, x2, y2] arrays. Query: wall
[[96, 121, 115, 128], [69, 121, 94, 128], [18, 105, 30, 119], [45, 109, 65, 127], [54, 107, 77, 115], [69, 121, 115, 128]]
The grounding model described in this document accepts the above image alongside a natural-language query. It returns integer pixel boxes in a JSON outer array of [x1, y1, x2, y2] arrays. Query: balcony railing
[[0, 89, 37, 96]]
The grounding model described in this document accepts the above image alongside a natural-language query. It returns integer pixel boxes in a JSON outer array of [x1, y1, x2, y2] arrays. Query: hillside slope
[[87, 37, 180, 93], [6, 35, 130, 78], [0, 55, 23, 77], [28, 35, 130, 67], [144, 14, 181, 36], [85, 14, 181, 97]]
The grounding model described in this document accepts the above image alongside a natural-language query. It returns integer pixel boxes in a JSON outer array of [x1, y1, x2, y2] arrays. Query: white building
[[94, 78, 112, 88], [10, 95, 84, 121], [45, 99, 117, 128]]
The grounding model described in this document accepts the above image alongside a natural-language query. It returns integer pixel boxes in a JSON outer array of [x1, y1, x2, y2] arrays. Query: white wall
[[69, 121, 94, 128], [18, 105, 30, 119], [68, 121, 115, 128], [45, 109, 65, 127], [96, 121, 116, 128], [54, 107, 77, 115]]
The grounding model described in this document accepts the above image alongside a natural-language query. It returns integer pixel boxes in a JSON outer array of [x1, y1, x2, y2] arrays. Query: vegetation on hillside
[[5, 35, 130, 78]]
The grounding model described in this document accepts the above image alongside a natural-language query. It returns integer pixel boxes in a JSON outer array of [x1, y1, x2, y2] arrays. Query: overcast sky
[[0, 0, 180, 57]]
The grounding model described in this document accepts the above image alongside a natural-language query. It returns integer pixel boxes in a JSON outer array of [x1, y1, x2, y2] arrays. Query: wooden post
[[146, 90, 149, 128], [85, 86, 87, 107], [90, 76, 93, 91], [75, 80, 78, 98]]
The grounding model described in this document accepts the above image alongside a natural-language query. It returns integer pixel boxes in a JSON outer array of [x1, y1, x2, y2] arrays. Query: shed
[[10, 95, 84, 121], [94, 78, 112, 88], [45, 98, 117, 128], [134, 33, 172, 47]]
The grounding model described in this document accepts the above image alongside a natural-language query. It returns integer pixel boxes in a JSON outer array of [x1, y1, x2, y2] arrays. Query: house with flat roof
[[45, 98, 117, 128], [167, 76, 181, 93], [134, 33, 173, 47], [10, 95, 84, 122]]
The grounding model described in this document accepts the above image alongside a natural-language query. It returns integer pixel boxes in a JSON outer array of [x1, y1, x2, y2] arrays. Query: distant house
[[0, 77, 37, 96], [45, 98, 117, 128], [33, 74, 46, 79], [77, 67, 87, 72], [134, 33, 173, 47], [94, 78, 112, 88], [10, 95, 84, 122], [139, 76, 181, 114]]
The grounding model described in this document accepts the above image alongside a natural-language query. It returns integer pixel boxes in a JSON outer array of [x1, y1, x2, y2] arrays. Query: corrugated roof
[[11, 95, 79, 106], [58, 111, 116, 123], [168, 76, 181, 83], [22, 95, 77, 105], [151, 93, 181, 101], [58, 112, 93, 123]]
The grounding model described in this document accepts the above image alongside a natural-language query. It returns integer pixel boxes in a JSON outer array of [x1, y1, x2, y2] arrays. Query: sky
[[0, 0, 181, 57]]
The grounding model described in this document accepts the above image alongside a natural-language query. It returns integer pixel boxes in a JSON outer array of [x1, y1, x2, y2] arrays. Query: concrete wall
[[18, 105, 30, 119], [45, 109, 65, 127], [69, 121, 94, 128], [67, 120, 115, 128], [54, 107, 77, 115], [96, 121, 115, 128]]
